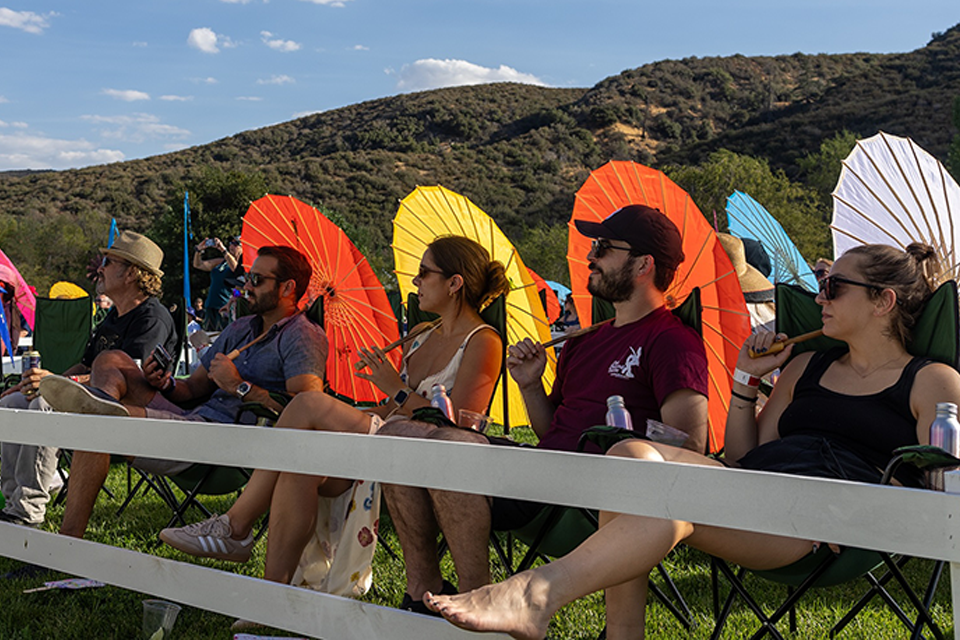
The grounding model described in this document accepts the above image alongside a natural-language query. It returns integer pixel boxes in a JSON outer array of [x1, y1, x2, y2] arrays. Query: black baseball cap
[[575, 204, 685, 271]]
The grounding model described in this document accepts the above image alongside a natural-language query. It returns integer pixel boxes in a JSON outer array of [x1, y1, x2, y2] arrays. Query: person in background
[[814, 257, 834, 281], [194, 235, 244, 332], [555, 294, 580, 335], [0, 266, 22, 357], [192, 297, 206, 323], [718, 233, 775, 334], [94, 294, 113, 326]]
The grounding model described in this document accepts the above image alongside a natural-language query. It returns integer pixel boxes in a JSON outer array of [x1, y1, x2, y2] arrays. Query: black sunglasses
[[590, 239, 634, 259], [416, 265, 447, 280], [247, 272, 279, 287], [813, 268, 830, 281], [102, 255, 130, 268], [818, 275, 882, 301]]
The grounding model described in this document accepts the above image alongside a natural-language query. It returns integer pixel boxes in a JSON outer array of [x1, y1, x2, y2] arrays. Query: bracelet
[[731, 389, 758, 403], [733, 368, 761, 388]]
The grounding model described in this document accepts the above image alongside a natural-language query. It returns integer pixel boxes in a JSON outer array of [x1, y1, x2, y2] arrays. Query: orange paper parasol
[[570, 161, 750, 452], [241, 195, 401, 403]]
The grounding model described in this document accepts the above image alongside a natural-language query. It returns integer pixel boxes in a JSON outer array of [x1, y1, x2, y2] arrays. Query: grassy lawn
[[0, 431, 953, 639]]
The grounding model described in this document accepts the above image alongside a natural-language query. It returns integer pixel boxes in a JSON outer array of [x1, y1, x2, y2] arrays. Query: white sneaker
[[38, 376, 129, 417], [159, 514, 253, 563]]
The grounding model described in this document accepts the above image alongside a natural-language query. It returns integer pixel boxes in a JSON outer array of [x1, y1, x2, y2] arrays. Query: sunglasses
[[590, 239, 634, 259], [247, 272, 280, 287], [102, 255, 130, 268], [814, 268, 830, 281], [416, 265, 447, 280], [818, 275, 882, 301]]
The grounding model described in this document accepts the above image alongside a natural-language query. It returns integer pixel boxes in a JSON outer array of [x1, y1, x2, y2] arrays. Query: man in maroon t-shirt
[[383, 205, 708, 613]]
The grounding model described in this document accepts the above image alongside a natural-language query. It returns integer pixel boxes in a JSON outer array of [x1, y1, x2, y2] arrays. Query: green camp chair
[[708, 281, 957, 640], [34, 295, 94, 375]]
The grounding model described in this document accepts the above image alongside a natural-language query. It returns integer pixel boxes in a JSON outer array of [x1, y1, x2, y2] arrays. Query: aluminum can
[[605, 395, 634, 430], [928, 401, 960, 490], [430, 383, 455, 422], [22, 350, 41, 374]]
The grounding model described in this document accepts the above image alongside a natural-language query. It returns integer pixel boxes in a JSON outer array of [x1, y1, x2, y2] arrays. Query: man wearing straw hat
[[0, 231, 178, 531], [39, 245, 328, 541]]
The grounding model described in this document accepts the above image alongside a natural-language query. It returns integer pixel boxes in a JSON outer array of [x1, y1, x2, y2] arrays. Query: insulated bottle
[[928, 401, 960, 490], [605, 395, 633, 430], [430, 383, 455, 421]]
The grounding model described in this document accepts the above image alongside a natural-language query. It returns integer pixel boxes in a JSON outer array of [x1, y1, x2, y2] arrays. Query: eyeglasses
[[247, 272, 279, 287], [814, 268, 830, 281], [102, 256, 130, 268], [818, 275, 882, 301], [590, 239, 634, 259], [416, 265, 447, 280]]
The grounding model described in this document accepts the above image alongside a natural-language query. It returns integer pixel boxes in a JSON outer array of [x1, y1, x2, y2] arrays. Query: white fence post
[[945, 469, 960, 639]]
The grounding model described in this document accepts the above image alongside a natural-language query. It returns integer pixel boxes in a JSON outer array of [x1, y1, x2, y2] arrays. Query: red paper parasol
[[241, 195, 401, 403], [526, 267, 561, 324], [570, 161, 750, 452], [0, 250, 36, 330]]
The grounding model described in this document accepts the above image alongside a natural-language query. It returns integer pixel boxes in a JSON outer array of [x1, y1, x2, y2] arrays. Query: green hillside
[[2, 24, 959, 298]]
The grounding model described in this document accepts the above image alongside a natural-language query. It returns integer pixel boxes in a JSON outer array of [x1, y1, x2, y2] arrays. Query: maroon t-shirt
[[538, 306, 708, 453]]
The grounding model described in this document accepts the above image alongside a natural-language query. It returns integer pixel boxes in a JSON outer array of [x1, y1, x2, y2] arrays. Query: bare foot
[[424, 572, 553, 640]]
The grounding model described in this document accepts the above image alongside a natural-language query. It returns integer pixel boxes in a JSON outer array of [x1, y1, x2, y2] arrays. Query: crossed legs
[[378, 422, 491, 600], [425, 439, 813, 640]]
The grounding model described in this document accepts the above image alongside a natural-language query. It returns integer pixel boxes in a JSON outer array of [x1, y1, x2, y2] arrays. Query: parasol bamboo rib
[[906, 137, 948, 256], [542, 318, 614, 348], [853, 142, 927, 240], [748, 330, 824, 359], [882, 136, 939, 247], [840, 153, 916, 239], [353, 318, 442, 371], [226, 323, 285, 360], [831, 193, 907, 247]]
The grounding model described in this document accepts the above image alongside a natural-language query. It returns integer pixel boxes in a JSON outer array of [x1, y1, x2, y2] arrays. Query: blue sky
[[0, 0, 956, 171]]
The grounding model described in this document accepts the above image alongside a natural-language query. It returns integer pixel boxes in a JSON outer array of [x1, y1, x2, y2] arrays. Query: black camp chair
[[707, 281, 958, 640]]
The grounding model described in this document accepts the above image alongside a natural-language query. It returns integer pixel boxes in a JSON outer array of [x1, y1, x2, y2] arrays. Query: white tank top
[[400, 323, 496, 397]]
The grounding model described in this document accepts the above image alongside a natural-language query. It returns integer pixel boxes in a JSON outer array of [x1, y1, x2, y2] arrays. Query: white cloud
[[160, 95, 193, 102], [395, 59, 547, 92], [81, 113, 190, 143], [190, 76, 219, 85], [0, 96, 9, 103], [256, 74, 295, 85], [261, 31, 300, 52], [102, 88, 151, 102], [0, 120, 28, 128], [220, 0, 255, 3], [236, 96, 263, 101], [132, 41, 147, 47], [292, 109, 322, 118], [0, 133, 124, 170], [298, 0, 353, 6], [187, 27, 236, 53], [0, 8, 53, 35], [351, 44, 368, 51]]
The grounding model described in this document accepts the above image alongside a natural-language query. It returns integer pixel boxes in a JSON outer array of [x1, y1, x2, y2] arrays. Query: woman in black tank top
[[421, 243, 960, 640]]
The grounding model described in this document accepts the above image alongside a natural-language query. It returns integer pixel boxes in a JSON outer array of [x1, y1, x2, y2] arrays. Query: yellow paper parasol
[[393, 185, 555, 429]]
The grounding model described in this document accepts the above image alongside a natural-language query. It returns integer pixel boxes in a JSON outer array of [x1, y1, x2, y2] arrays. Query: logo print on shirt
[[608, 346, 641, 380]]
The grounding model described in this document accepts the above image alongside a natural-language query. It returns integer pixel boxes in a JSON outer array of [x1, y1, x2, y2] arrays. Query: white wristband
[[733, 368, 761, 388]]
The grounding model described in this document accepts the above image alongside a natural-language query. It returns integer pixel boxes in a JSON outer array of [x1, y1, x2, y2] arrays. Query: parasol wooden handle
[[748, 329, 823, 359], [543, 318, 614, 348], [353, 318, 442, 371], [226, 327, 273, 361]]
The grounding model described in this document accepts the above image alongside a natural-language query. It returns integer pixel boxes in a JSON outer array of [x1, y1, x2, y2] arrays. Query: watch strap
[[393, 387, 413, 407]]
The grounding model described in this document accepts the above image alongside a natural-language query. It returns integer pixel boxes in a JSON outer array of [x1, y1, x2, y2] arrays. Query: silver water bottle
[[430, 383, 455, 421], [605, 395, 634, 430], [928, 402, 960, 490]]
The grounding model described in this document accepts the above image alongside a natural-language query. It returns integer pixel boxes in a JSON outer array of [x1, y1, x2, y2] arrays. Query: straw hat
[[717, 233, 773, 302], [100, 230, 164, 277]]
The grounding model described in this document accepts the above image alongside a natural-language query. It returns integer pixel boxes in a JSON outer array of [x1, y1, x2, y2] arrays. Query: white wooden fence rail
[[0, 407, 958, 638]]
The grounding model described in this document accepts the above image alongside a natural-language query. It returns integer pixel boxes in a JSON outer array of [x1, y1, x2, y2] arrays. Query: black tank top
[[776, 347, 931, 482]]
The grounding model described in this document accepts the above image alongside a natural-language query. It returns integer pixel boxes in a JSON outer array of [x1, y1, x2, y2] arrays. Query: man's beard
[[587, 258, 636, 303], [247, 286, 280, 315]]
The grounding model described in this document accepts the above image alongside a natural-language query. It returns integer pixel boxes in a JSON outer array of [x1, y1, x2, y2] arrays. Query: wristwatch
[[235, 381, 253, 399], [393, 387, 413, 407]]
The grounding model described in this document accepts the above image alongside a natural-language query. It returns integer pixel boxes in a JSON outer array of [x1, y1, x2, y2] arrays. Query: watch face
[[237, 381, 252, 397]]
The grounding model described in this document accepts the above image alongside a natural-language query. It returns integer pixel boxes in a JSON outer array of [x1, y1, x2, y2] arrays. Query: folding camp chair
[[708, 281, 958, 640]]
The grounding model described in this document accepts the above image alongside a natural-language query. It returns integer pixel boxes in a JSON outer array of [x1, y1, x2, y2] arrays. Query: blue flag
[[183, 192, 192, 311], [108, 218, 118, 248]]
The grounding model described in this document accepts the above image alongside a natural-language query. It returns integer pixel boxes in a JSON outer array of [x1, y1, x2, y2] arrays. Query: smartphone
[[151, 344, 172, 372], [203, 238, 217, 249]]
